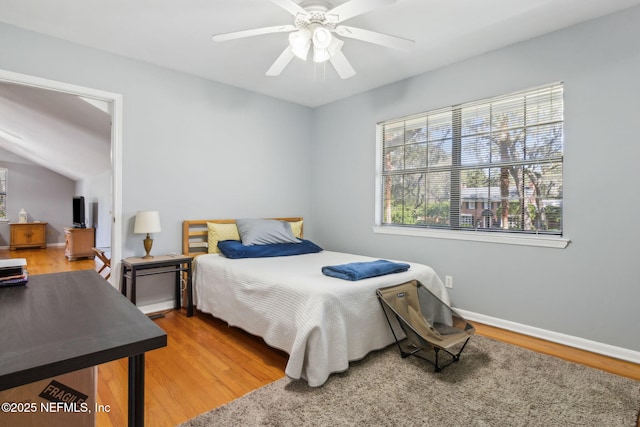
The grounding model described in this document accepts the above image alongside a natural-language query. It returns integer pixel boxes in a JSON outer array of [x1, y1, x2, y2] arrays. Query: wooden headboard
[[182, 218, 304, 257]]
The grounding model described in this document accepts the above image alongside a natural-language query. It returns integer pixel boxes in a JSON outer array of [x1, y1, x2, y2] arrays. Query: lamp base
[[143, 234, 154, 259]]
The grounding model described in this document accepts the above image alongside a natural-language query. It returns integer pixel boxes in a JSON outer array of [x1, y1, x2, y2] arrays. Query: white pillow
[[236, 218, 300, 246]]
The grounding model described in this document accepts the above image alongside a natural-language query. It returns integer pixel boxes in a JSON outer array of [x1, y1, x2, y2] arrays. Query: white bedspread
[[193, 251, 449, 387]]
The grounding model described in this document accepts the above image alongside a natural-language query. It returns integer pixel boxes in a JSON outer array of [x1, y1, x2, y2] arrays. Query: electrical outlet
[[445, 275, 453, 289]]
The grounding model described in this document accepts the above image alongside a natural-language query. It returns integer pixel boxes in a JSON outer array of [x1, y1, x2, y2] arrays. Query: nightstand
[[120, 255, 194, 317], [64, 227, 96, 260]]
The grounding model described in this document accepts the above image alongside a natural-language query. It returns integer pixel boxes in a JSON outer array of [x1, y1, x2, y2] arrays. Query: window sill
[[372, 226, 570, 249]]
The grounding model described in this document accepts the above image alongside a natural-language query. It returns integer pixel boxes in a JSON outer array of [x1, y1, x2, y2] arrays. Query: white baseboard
[[138, 300, 175, 316], [457, 309, 640, 364]]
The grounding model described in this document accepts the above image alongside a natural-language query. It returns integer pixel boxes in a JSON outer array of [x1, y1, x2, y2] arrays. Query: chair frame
[[92, 247, 111, 280], [377, 281, 474, 373]]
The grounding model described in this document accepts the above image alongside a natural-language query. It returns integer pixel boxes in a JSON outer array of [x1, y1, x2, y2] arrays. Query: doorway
[[0, 69, 123, 286]]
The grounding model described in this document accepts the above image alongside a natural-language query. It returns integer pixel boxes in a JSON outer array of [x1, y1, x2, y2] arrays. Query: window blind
[[379, 83, 563, 235]]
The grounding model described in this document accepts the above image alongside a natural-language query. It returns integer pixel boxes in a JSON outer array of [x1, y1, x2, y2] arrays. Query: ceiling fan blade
[[334, 25, 414, 51], [327, 0, 395, 23], [268, 0, 308, 16], [266, 47, 296, 76], [213, 25, 295, 42], [329, 50, 356, 79]]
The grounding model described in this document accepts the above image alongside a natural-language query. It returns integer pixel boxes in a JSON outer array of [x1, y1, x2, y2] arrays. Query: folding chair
[[92, 247, 111, 280], [377, 280, 475, 372]]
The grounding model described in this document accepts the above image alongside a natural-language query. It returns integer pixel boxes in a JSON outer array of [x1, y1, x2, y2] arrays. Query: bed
[[182, 218, 450, 387]]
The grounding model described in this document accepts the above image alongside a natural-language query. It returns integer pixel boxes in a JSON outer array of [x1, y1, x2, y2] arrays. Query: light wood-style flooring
[[2, 247, 638, 427]]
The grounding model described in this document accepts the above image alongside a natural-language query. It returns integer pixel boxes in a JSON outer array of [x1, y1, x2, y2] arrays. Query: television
[[73, 196, 86, 228]]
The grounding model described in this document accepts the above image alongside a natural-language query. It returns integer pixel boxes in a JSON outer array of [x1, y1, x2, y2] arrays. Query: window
[[376, 83, 564, 241], [460, 214, 473, 227], [0, 168, 7, 221]]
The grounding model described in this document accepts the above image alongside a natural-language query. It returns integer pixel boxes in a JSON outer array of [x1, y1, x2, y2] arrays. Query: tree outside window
[[0, 168, 7, 221], [378, 83, 563, 236]]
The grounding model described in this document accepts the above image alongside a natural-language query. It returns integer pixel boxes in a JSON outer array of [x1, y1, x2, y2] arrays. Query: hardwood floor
[[96, 310, 288, 427], [2, 247, 639, 426]]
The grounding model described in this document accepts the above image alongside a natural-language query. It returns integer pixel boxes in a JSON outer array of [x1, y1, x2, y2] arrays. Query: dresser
[[64, 227, 96, 260], [9, 222, 47, 250]]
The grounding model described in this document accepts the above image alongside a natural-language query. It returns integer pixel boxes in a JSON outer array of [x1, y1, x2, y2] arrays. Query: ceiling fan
[[212, 0, 414, 79]]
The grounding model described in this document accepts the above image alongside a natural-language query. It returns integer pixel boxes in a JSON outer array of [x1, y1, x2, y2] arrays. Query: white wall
[[0, 21, 314, 307], [311, 7, 640, 353], [78, 171, 111, 248]]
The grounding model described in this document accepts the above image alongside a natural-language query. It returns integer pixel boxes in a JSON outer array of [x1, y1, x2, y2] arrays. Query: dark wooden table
[[0, 270, 167, 426], [120, 255, 194, 317]]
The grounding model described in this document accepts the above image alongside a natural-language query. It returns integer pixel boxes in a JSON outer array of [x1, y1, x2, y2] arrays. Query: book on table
[[0, 258, 28, 287]]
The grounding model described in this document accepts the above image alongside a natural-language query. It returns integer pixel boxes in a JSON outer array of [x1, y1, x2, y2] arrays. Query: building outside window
[[377, 83, 563, 237]]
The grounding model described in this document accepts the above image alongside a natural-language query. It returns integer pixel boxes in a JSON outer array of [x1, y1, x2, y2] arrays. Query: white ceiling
[[1, 0, 639, 108]]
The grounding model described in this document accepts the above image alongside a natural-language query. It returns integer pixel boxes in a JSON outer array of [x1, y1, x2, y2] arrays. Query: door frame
[[0, 69, 123, 286]]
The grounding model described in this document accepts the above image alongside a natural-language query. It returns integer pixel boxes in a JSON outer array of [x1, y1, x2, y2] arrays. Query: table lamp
[[134, 211, 161, 259]]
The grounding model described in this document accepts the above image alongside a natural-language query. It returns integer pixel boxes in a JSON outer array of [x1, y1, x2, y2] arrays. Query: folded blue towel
[[322, 259, 410, 281]]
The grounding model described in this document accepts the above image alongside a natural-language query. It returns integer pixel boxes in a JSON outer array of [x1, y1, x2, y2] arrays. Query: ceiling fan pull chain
[[313, 61, 328, 81]]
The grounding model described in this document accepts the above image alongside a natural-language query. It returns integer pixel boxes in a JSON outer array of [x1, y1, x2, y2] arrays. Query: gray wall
[[1, 6, 638, 353], [311, 7, 640, 352], [0, 21, 313, 306], [0, 152, 112, 249], [0, 148, 75, 246]]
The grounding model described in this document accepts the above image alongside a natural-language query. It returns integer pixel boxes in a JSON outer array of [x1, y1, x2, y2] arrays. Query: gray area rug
[[180, 336, 640, 426]]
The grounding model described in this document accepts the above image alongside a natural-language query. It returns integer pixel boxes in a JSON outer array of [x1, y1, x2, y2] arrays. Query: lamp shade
[[134, 211, 161, 234]]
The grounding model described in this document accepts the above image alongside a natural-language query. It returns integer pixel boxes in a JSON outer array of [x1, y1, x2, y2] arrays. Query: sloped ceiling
[[0, 82, 111, 181]]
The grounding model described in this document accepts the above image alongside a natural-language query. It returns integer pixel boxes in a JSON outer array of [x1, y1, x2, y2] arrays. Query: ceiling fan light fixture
[[313, 47, 331, 63], [214, 0, 414, 78], [312, 26, 332, 49], [289, 29, 311, 60], [313, 35, 343, 63]]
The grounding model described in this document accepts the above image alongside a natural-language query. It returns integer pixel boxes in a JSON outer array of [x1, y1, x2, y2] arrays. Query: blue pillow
[[217, 239, 323, 259], [236, 218, 300, 245]]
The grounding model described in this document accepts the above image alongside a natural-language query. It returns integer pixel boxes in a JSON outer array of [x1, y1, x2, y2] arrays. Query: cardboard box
[[0, 367, 96, 427]]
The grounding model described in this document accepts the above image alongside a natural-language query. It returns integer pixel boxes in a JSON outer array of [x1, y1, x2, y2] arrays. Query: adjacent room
[[1, 0, 639, 426]]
